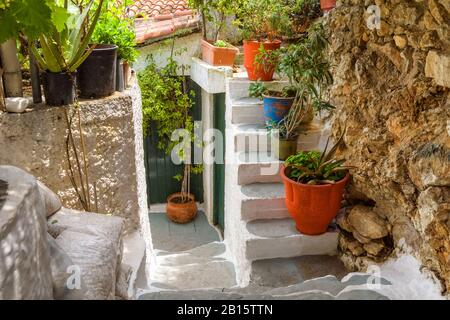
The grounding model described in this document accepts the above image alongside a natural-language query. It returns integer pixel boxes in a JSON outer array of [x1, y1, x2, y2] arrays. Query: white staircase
[[224, 75, 338, 286], [146, 242, 237, 291]]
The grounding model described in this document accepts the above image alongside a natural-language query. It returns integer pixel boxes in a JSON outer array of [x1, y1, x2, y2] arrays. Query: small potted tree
[[188, 0, 239, 67], [138, 48, 202, 224], [281, 132, 353, 235], [29, 0, 104, 105]]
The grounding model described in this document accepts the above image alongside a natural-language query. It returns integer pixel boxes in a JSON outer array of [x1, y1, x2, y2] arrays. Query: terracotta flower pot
[[243, 40, 281, 81], [280, 166, 349, 235], [201, 40, 239, 67], [320, 0, 336, 12], [166, 192, 197, 224]]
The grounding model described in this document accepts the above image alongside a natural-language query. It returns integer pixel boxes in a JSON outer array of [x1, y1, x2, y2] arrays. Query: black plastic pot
[[42, 71, 76, 106], [77, 44, 118, 98]]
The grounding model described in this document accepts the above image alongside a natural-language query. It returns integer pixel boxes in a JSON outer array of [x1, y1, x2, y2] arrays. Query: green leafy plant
[[283, 0, 321, 34], [0, 0, 54, 43], [285, 132, 353, 185], [188, 0, 238, 42], [276, 23, 334, 113], [30, 0, 105, 73], [213, 39, 229, 48], [233, 0, 293, 41], [248, 81, 266, 100], [138, 45, 202, 202], [91, 0, 139, 62]]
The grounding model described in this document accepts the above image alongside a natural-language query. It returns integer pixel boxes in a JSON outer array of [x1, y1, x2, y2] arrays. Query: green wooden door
[[144, 78, 203, 205], [213, 93, 226, 230]]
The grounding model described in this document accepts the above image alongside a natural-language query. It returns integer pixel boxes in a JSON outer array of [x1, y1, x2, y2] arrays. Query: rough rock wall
[[0, 83, 147, 233], [328, 0, 450, 292]]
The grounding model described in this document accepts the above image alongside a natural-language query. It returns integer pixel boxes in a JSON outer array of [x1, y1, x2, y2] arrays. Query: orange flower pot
[[166, 193, 197, 224], [280, 166, 349, 235], [320, 0, 336, 12], [243, 40, 281, 81], [201, 40, 239, 67]]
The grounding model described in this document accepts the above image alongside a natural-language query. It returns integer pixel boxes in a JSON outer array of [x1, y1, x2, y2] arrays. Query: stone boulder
[[347, 205, 389, 240]]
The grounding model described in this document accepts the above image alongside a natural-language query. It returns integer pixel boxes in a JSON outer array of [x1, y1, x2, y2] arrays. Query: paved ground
[[149, 211, 220, 252], [249, 255, 348, 289]]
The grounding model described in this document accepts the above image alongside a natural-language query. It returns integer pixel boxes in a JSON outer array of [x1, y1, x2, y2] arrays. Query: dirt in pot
[[170, 195, 194, 204]]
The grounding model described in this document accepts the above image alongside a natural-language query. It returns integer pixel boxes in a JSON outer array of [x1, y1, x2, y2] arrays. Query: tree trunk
[[0, 39, 23, 97]]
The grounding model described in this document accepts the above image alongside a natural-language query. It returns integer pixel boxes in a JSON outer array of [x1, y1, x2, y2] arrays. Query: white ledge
[[190, 57, 233, 94]]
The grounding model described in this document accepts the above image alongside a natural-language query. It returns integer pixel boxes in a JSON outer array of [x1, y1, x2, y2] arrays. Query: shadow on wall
[[0, 179, 7, 211]]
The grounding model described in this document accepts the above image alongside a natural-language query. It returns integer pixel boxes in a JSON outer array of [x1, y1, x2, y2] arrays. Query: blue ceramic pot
[[263, 95, 295, 123]]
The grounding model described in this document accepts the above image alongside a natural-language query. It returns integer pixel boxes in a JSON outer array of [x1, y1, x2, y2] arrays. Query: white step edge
[[245, 219, 339, 261], [237, 151, 282, 185], [240, 183, 290, 221]]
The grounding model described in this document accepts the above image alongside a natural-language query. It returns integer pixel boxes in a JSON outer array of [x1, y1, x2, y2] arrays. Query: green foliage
[[0, 0, 53, 43], [254, 44, 280, 74], [283, 0, 321, 33], [92, 0, 139, 62], [187, 0, 238, 42], [138, 54, 194, 154], [233, 0, 293, 41], [285, 132, 353, 185], [248, 81, 266, 100], [138, 51, 202, 195], [213, 40, 229, 48], [30, 0, 105, 73], [269, 22, 333, 138]]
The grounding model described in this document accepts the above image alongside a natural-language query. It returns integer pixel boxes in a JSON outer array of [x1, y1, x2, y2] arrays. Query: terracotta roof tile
[[128, 0, 190, 18]]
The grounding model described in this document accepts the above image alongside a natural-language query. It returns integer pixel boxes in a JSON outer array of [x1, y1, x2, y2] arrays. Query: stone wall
[[0, 81, 148, 234], [328, 0, 449, 292]]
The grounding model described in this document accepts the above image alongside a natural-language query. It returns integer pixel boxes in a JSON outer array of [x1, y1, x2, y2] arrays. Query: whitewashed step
[[150, 260, 237, 290], [245, 219, 338, 261], [234, 123, 271, 153], [237, 152, 282, 185], [227, 77, 288, 101], [155, 242, 227, 267], [240, 183, 289, 221], [232, 97, 265, 124]]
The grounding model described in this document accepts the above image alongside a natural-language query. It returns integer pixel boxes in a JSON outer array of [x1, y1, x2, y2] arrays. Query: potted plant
[[267, 90, 313, 160], [91, 0, 139, 89], [201, 39, 239, 67], [234, 0, 292, 81], [320, 0, 336, 12], [249, 81, 295, 124], [29, 0, 104, 105], [188, 0, 239, 66], [138, 48, 202, 224], [275, 23, 334, 125], [280, 132, 353, 235]]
